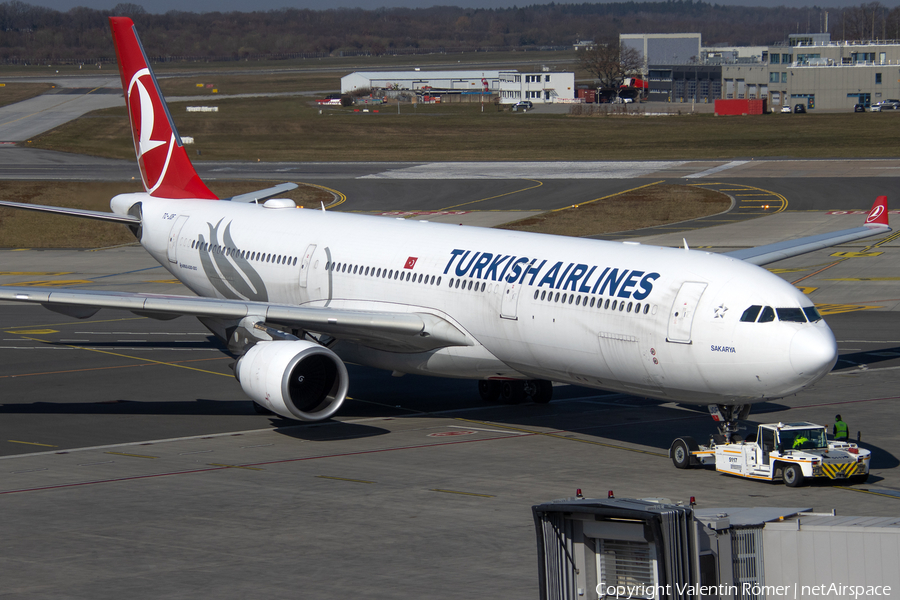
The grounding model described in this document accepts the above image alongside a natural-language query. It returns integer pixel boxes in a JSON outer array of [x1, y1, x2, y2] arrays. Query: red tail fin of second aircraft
[[866, 195, 889, 227], [109, 17, 218, 200]]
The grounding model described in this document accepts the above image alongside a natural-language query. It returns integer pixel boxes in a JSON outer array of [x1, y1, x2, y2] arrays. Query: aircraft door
[[500, 281, 520, 320], [166, 215, 189, 264], [666, 282, 707, 344], [298, 244, 316, 289]]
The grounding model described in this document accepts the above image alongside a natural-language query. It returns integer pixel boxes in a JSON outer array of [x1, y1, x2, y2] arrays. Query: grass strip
[[26, 97, 900, 162], [499, 184, 731, 237]]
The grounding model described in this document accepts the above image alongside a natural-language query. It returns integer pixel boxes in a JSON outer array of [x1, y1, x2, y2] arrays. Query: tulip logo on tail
[[867, 204, 885, 223], [126, 68, 176, 195]]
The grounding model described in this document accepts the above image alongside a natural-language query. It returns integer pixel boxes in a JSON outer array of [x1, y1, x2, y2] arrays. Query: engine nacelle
[[235, 340, 349, 421]]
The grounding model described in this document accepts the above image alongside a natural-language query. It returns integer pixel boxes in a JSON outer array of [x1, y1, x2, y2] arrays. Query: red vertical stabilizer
[[109, 17, 217, 200], [866, 195, 889, 227]]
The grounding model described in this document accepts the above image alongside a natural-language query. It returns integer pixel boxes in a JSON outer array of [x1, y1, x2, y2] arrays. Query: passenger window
[[776, 308, 807, 323], [604, 299, 610, 309], [627, 302, 633, 312], [803, 306, 822, 322], [758, 306, 775, 322], [611, 300, 617, 310], [741, 305, 762, 322]]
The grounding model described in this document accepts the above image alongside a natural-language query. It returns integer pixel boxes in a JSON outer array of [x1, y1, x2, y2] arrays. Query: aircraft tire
[[783, 464, 804, 487], [478, 380, 501, 402], [532, 380, 553, 404], [500, 381, 525, 404]]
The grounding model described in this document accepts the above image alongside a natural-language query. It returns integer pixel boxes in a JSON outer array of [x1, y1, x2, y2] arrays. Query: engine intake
[[235, 340, 349, 421]]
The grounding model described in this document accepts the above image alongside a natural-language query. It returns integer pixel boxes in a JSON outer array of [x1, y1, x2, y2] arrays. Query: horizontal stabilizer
[[0, 200, 140, 224], [226, 183, 299, 203]]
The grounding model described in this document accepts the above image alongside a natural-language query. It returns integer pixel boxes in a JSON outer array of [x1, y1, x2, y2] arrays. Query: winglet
[[865, 195, 889, 228], [108, 17, 217, 200]]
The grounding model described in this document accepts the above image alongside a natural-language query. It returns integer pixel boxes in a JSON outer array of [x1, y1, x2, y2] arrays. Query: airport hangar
[[341, 69, 576, 105], [624, 32, 900, 111]]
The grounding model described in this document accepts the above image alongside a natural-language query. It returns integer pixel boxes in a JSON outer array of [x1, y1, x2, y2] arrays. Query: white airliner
[[0, 17, 892, 438]]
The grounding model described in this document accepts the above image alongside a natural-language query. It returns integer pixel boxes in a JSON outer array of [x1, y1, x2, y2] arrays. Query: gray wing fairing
[[0, 287, 472, 353]]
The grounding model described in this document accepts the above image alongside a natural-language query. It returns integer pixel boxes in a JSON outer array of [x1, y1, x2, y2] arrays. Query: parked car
[[794, 104, 807, 113], [854, 104, 867, 112], [780, 105, 792, 113], [870, 99, 900, 112], [513, 100, 533, 111]]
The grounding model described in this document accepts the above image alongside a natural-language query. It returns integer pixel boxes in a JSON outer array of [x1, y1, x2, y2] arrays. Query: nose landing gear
[[709, 404, 751, 442]]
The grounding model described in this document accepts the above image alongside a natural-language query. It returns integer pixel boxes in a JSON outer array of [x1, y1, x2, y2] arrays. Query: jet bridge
[[533, 497, 821, 600]]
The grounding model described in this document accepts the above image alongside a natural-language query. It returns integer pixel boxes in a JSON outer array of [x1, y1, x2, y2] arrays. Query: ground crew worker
[[834, 415, 849, 441]]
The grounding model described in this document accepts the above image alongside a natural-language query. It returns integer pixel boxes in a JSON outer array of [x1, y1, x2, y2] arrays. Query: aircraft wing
[[723, 196, 891, 266], [0, 287, 472, 353]]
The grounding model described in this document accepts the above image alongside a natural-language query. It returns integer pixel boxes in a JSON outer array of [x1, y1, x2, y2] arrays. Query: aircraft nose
[[789, 325, 838, 379]]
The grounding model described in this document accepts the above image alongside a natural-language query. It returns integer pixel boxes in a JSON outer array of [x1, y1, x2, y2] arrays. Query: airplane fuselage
[[118, 192, 838, 406]]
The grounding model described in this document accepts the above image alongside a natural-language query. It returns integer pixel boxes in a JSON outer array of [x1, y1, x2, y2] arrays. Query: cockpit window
[[803, 306, 822, 322], [740, 305, 762, 322], [758, 306, 776, 323], [776, 308, 807, 323]]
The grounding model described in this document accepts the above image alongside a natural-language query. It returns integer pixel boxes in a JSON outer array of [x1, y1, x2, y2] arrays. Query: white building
[[341, 70, 575, 104]]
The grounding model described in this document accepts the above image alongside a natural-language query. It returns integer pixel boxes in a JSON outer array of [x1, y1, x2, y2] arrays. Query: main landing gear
[[709, 404, 752, 443], [478, 380, 553, 405]]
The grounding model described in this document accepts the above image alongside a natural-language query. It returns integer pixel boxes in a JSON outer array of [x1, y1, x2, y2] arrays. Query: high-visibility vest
[[835, 420, 849, 439]]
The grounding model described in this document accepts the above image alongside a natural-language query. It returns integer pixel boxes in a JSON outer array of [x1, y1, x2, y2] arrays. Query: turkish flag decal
[[404, 257, 418, 269]]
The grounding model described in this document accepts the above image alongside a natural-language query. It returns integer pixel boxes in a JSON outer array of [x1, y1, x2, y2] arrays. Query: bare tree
[[577, 38, 643, 91]]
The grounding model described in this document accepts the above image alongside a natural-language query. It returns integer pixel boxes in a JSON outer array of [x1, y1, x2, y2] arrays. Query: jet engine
[[235, 340, 349, 421]]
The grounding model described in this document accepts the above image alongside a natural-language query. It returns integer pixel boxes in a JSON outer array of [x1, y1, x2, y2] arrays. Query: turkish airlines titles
[[442, 248, 661, 300]]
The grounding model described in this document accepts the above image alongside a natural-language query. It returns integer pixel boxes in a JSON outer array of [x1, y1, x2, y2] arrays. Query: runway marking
[[0, 271, 72, 276], [208, 463, 264, 471], [830, 251, 884, 258], [0, 432, 531, 494], [834, 487, 900, 500], [5, 329, 58, 335], [437, 179, 543, 212], [8, 279, 94, 287], [0, 355, 230, 380], [7, 440, 57, 447], [683, 160, 750, 179], [454, 418, 668, 457], [815, 304, 883, 315], [105, 451, 158, 459], [448, 425, 528, 436], [316, 475, 375, 484], [792, 230, 900, 285], [7, 333, 233, 377], [825, 277, 900, 281], [550, 180, 663, 214], [430, 489, 494, 498], [298, 182, 346, 209]]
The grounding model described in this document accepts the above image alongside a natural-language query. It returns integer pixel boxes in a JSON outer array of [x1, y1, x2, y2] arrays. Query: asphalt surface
[[3, 185, 900, 598], [1, 84, 899, 598]]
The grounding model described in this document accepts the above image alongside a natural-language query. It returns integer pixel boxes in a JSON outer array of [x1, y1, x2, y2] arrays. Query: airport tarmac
[[2, 205, 900, 599]]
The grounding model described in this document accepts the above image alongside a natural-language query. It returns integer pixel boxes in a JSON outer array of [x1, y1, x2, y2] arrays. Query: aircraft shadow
[[834, 346, 900, 370]]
